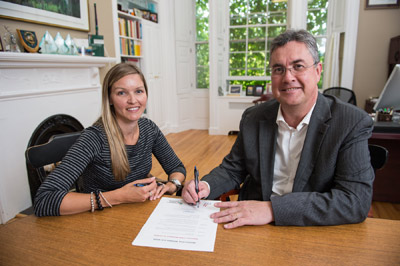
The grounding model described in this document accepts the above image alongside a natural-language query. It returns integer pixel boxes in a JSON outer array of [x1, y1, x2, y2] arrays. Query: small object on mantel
[[88, 3, 104, 57], [16, 29, 39, 53]]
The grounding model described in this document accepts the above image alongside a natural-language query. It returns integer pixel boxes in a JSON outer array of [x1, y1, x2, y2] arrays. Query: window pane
[[248, 26, 265, 39], [247, 52, 265, 68], [230, 0, 247, 16], [231, 15, 246, 26], [268, 12, 286, 24], [268, 1, 287, 12], [307, 10, 327, 36], [267, 26, 286, 38], [229, 53, 246, 69], [308, 0, 329, 9], [248, 40, 265, 51], [248, 13, 266, 25], [196, 43, 209, 66], [248, 0, 266, 13], [230, 28, 247, 41], [197, 67, 209, 88], [196, 0, 209, 89], [196, 0, 209, 41]]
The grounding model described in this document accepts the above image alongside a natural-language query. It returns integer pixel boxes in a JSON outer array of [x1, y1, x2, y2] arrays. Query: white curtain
[[322, 32, 341, 90]]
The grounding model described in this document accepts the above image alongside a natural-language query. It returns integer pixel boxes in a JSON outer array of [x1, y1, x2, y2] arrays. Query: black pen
[[194, 166, 200, 208]]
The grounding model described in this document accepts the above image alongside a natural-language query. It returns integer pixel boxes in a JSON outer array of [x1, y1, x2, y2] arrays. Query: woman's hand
[[114, 176, 157, 203]]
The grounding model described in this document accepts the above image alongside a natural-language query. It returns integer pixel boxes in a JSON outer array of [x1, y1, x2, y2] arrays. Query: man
[[182, 29, 374, 227]]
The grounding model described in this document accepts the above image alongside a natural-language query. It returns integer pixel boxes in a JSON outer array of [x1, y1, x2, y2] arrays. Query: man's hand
[[182, 180, 210, 204], [211, 201, 275, 229]]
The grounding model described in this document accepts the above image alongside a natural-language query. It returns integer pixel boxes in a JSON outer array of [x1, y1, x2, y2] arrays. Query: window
[[196, 0, 209, 89], [226, 0, 329, 89], [229, 0, 287, 78], [307, 0, 329, 88]]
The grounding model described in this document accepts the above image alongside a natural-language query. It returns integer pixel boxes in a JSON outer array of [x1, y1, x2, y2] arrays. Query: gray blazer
[[203, 93, 374, 226]]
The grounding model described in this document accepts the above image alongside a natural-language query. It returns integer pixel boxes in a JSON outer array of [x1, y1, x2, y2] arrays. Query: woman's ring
[[149, 191, 152, 197]]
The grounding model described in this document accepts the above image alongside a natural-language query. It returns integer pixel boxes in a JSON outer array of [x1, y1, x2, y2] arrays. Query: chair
[[323, 87, 357, 106], [25, 131, 83, 204], [367, 144, 389, 217]]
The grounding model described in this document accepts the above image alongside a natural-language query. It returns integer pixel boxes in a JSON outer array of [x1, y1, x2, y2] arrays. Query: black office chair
[[367, 144, 389, 218], [25, 131, 83, 204], [323, 87, 357, 106]]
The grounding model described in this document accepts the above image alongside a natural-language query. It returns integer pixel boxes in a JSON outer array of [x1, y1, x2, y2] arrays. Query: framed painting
[[365, 0, 399, 9], [0, 0, 89, 31]]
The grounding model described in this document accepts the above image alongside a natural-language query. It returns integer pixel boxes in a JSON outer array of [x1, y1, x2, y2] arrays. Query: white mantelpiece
[[0, 52, 116, 223]]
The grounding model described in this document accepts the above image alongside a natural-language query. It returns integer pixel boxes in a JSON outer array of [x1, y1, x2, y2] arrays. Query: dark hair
[[270, 29, 320, 64]]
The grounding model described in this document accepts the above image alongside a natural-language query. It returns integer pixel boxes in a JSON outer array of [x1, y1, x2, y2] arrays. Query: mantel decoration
[[16, 29, 39, 53], [365, 0, 400, 9], [0, 0, 89, 31], [2, 25, 20, 52]]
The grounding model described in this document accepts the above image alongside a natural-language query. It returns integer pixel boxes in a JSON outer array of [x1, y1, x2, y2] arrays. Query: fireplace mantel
[[0, 52, 116, 66], [0, 53, 116, 223]]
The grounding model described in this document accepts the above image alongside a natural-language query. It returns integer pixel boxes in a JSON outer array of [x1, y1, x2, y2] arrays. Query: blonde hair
[[99, 63, 148, 181]]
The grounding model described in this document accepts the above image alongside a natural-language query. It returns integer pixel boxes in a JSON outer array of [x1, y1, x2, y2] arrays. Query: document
[[132, 197, 220, 252]]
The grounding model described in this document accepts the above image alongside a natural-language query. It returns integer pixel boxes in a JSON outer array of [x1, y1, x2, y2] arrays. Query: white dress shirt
[[271, 104, 316, 196]]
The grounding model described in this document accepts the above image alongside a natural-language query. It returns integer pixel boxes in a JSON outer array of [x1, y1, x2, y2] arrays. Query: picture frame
[[228, 84, 242, 95], [0, 36, 3, 52], [365, 0, 400, 9], [254, 85, 265, 96], [0, 0, 89, 31], [246, 85, 255, 96]]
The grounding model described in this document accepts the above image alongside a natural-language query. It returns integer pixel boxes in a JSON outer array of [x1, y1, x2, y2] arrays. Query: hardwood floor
[[153, 129, 400, 221]]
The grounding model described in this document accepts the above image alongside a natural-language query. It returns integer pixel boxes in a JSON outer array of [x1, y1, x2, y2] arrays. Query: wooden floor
[[152, 129, 400, 221]]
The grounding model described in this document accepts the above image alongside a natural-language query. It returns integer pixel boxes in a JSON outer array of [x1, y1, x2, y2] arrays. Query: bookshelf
[[117, 11, 143, 64]]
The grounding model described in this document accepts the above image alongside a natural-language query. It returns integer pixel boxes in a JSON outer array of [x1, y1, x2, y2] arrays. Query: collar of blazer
[[292, 92, 332, 192]]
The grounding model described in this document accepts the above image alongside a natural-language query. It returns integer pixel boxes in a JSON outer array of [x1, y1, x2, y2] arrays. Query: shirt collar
[[276, 103, 316, 130]]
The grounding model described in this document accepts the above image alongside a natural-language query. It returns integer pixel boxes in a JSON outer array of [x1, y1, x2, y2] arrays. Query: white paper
[[132, 197, 220, 252]]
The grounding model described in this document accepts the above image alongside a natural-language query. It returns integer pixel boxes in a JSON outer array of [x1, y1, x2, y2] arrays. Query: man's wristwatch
[[168, 179, 182, 192]]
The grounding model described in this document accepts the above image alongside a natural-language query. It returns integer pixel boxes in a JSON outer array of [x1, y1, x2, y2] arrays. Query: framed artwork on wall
[[365, 0, 400, 9], [0, 36, 3, 52], [0, 0, 89, 31]]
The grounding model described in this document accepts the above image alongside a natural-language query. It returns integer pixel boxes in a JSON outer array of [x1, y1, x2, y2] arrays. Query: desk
[[1, 198, 400, 265], [369, 121, 400, 202]]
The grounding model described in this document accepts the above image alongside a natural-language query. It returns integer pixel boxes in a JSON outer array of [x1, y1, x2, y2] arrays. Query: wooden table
[[1, 197, 400, 265]]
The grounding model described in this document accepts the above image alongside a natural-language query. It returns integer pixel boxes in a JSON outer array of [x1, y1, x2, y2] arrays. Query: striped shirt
[[34, 118, 186, 216]]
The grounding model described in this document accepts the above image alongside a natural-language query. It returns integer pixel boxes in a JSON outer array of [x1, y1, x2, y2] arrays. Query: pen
[[194, 166, 200, 208], [134, 183, 149, 187], [134, 182, 164, 187]]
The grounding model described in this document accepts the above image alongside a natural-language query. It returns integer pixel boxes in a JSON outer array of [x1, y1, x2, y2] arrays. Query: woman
[[34, 63, 186, 216]]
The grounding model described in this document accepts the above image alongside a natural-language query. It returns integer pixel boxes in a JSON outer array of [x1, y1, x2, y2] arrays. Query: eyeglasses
[[270, 62, 318, 76]]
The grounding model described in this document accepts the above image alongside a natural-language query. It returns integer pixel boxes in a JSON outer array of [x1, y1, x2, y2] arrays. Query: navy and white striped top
[[34, 118, 186, 217]]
